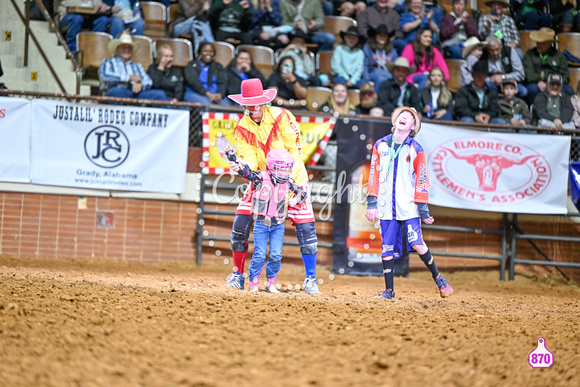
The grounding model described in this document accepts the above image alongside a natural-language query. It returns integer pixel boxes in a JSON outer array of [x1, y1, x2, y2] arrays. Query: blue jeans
[[109, 16, 144, 38], [412, 73, 428, 90], [183, 89, 230, 104], [460, 116, 507, 125], [105, 86, 170, 101], [60, 13, 110, 52], [312, 32, 336, 52], [249, 221, 285, 281], [445, 44, 463, 60], [172, 16, 215, 42]]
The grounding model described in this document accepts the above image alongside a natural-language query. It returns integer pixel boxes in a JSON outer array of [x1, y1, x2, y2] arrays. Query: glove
[[365, 209, 378, 222], [229, 160, 241, 172]]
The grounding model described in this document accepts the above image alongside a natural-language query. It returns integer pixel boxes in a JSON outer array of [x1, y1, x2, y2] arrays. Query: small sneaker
[[378, 289, 395, 299], [303, 276, 321, 295], [434, 274, 453, 298], [225, 272, 244, 290]]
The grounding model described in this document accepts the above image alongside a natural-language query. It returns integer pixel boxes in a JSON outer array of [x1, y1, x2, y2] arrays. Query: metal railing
[[1, 89, 580, 279], [9, 0, 81, 94]]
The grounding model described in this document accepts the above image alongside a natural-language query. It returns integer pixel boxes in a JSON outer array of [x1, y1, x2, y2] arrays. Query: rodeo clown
[[224, 78, 321, 294]]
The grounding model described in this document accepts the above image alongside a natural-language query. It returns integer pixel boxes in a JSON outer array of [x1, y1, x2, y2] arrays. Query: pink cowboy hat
[[228, 78, 277, 105]]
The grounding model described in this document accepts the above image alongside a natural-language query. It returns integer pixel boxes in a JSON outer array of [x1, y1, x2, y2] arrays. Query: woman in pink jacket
[[401, 28, 449, 90]]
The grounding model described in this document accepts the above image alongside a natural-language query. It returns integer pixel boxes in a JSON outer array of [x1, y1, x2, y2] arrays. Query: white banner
[[29, 99, 189, 193], [415, 123, 570, 214], [0, 96, 31, 183]]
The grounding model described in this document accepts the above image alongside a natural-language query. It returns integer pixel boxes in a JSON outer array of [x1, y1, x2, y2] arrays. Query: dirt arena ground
[[0, 256, 578, 387]]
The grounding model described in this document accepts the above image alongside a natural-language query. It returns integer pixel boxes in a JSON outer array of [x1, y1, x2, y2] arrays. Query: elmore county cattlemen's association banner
[[201, 112, 335, 174], [415, 123, 570, 214], [0, 96, 31, 183], [29, 99, 189, 193]]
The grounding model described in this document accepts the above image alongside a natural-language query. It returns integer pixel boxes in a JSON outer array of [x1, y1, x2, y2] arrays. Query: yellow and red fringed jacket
[[234, 106, 309, 187]]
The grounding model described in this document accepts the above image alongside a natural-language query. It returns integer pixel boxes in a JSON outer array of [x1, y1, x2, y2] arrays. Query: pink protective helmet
[[267, 149, 295, 184]]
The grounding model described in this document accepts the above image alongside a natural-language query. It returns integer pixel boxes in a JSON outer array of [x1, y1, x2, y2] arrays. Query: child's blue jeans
[[249, 220, 285, 281]]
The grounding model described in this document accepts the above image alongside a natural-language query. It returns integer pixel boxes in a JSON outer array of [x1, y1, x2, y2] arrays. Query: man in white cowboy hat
[[523, 27, 573, 103], [366, 106, 453, 300], [477, 0, 521, 58], [460, 36, 486, 87], [98, 31, 169, 100], [224, 78, 321, 294], [376, 57, 422, 117]]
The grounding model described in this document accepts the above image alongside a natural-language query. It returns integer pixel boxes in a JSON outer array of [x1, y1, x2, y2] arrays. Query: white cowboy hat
[[462, 36, 486, 59], [228, 78, 277, 105], [386, 57, 417, 74], [391, 106, 422, 135], [108, 31, 140, 54]]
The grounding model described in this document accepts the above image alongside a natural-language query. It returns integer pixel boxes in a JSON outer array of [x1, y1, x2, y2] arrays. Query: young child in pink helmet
[[223, 142, 307, 292]]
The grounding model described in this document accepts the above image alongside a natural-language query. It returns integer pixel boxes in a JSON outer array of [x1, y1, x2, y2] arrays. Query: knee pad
[[295, 222, 318, 254], [231, 214, 253, 252]]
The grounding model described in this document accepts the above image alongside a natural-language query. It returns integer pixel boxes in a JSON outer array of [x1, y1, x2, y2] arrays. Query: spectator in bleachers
[[267, 56, 308, 109], [331, 26, 365, 88], [279, 0, 336, 51], [512, 0, 551, 31], [99, 32, 169, 100], [498, 78, 532, 127], [460, 36, 486, 87], [209, 0, 254, 44], [0, 58, 5, 89], [318, 82, 357, 114], [523, 27, 573, 104], [571, 80, 580, 127], [358, 0, 402, 42], [224, 49, 267, 103], [183, 42, 228, 104], [401, 28, 449, 90], [481, 36, 527, 99], [58, 0, 114, 53], [361, 24, 398, 92], [355, 82, 384, 115], [439, 0, 477, 60], [396, 0, 442, 54], [276, 30, 329, 86], [454, 59, 506, 124], [419, 66, 454, 121], [251, 0, 292, 49], [106, 0, 144, 38], [338, 0, 367, 19], [376, 57, 422, 116], [533, 73, 575, 130], [549, 0, 575, 33], [147, 44, 184, 102], [477, 0, 521, 58], [171, 0, 214, 42]]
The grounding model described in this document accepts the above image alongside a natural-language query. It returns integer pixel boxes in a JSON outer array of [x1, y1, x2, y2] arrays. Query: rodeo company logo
[[428, 137, 551, 205], [84, 125, 130, 168]]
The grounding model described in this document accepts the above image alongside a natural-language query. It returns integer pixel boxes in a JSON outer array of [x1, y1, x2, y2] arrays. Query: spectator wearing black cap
[[361, 24, 398, 93], [454, 59, 506, 124], [498, 78, 531, 128], [331, 26, 365, 88], [533, 73, 575, 131]]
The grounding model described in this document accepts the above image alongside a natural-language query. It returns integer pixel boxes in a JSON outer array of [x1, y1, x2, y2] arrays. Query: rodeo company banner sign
[[201, 112, 335, 174], [415, 123, 570, 214], [29, 99, 189, 193], [0, 96, 31, 183]]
